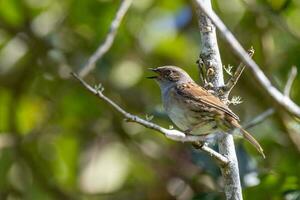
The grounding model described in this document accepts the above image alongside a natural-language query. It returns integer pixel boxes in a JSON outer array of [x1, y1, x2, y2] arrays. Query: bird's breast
[[162, 87, 218, 135]]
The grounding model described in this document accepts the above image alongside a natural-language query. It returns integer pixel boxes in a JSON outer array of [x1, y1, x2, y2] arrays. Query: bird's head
[[148, 66, 193, 89]]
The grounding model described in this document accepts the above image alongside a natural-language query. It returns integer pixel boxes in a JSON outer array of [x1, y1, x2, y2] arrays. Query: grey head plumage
[[148, 66, 193, 93]]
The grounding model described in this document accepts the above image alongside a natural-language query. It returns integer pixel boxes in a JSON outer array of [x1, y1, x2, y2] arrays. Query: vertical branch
[[217, 136, 242, 200], [194, 0, 243, 199], [194, 0, 300, 117], [195, 1, 224, 88]]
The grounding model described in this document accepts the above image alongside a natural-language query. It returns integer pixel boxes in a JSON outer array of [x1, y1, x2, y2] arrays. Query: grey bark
[[194, 0, 243, 199]]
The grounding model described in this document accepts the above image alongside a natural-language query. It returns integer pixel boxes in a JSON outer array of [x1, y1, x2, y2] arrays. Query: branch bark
[[194, 0, 243, 199], [194, 0, 300, 118]]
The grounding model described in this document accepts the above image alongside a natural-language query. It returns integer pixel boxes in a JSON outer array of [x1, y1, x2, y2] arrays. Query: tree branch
[[194, 0, 300, 118], [194, 0, 242, 199], [78, 0, 132, 78], [194, 1, 224, 88], [71, 72, 229, 165]]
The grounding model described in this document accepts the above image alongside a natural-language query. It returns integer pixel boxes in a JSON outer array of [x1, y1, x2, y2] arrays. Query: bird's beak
[[148, 68, 158, 72], [147, 68, 159, 79]]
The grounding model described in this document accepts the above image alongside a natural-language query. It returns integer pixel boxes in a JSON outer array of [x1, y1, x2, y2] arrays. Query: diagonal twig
[[243, 108, 274, 130], [284, 66, 297, 97], [79, 0, 132, 78], [225, 47, 255, 95], [194, 0, 300, 118], [71, 72, 229, 165]]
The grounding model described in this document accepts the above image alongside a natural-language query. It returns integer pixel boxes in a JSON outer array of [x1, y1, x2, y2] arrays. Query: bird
[[148, 65, 265, 158]]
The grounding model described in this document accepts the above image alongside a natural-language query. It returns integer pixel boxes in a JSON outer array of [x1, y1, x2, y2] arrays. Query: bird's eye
[[164, 70, 172, 76]]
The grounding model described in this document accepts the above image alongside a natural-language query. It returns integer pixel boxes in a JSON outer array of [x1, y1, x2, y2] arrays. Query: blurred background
[[0, 0, 300, 199]]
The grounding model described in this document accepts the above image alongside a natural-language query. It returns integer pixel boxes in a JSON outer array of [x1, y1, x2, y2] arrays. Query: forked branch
[[194, 0, 300, 118]]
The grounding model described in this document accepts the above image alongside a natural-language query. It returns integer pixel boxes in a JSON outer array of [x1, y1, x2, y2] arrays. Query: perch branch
[[71, 72, 229, 165], [79, 0, 132, 77], [225, 47, 255, 95], [194, 0, 242, 199], [194, 0, 300, 118]]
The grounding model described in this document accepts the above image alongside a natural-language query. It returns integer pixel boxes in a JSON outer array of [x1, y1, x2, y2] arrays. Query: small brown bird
[[148, 66, 265, 158]]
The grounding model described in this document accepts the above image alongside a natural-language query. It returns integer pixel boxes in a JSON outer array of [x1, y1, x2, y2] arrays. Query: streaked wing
[[175, 82, 239, 121]]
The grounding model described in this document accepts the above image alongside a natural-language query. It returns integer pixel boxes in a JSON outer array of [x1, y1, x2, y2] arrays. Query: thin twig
[[71, 72, 229, 165], [79, 0, 132, 78], [284, 66, 297, 97], [194, 0, 300, 118], [225, 47, 255, 95], [243, 108, 274, 130]]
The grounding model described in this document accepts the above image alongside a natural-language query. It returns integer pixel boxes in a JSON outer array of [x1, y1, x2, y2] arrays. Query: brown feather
[[176, 82, 239, 121], [153, 66, 265, 157], [230, 119, 265, 158]]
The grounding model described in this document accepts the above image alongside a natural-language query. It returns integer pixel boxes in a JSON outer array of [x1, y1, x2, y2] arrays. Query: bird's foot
[[184, 128, 193, 135], [192, 141, 205, 149]]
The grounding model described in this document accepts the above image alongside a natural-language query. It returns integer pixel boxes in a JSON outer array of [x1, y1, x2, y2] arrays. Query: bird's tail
[[241, 128, 265, 158], [231, 120, 265, 158]]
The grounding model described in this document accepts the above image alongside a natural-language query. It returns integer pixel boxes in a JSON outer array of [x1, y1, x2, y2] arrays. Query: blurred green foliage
[[0, 0, 300, 199]]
